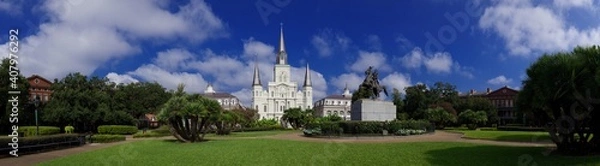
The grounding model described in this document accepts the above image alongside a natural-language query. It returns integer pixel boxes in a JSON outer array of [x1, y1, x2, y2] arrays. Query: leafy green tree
[[425, 107, 457, 129], [391, 88, 406, 120], [111, 82, 170, 118], [517, 46, 600, 155], [282, 107, 313, 129], [403, 84, 429, 119], [0, 58, 30, 133], [458, 109, 488, 130], [42, 73, 134, 132], [158, 84, 222, 142], [429, 82, 460, 105], [455, 97, 497, 125], [214, 110, 241, 135], [351, 87, 371, 103]]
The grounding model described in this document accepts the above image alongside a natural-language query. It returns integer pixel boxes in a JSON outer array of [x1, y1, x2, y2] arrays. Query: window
[[271, 91, 274, 97], [327, 111, 331, 115], [334, 111, 338, 115], [264, 105, 267, 112]]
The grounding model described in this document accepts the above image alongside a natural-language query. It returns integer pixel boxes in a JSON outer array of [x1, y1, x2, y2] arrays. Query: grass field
[[446, 130, 552, 142], [39, 138, 600, 166]]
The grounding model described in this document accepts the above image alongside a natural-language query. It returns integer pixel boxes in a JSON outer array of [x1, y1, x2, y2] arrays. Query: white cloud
[[128, 64, 208, 93], [0, 0, 20, 14], [401, 48, 424, 69], [153, 49, 194, 71], [243, 38, 276, 61], [0, 0, 227, 80], [487, 75, 513, 85], [453, 62, 475, 79], [424, 52, 453, 73], [349, 51, 391, 73], [232, 88, 252, 107], [479, 0, 600, 56], [310, 29, 352, 57], [381, 72, 412, 94], [330, 73, 364, 93], [553, 0, 594, 9], [105, 72, 139, 85], [400, 48, 463, 75], [291, 66, 328, 103]]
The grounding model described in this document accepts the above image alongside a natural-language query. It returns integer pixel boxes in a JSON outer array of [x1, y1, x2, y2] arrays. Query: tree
[[425, 107, 457, 129], [282, 107, 312, 129], [455, 97, 497, 125], [111, 82, 170, 119], [351, 87, 371, 103], [214, 110, 241, 135], [458, 109, 488, 130], [157, 84, 222, 142], [42, 73, 134, 132], [429, 82, 460, 105], [0, 58, 30, 133], [391, 88, 407, 120], [403, 84, 430, 119], [517, 46, 600, 155]]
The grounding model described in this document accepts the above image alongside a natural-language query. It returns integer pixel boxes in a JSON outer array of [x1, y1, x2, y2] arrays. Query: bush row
[[0, 134, 84, 156], [97, 125, 138, 135], [133, 127, 172, 138], [89, 134, 126, 143], [18, 126, 61, 137], [233, 125, 285, 132], [303, 120, 434, 136]]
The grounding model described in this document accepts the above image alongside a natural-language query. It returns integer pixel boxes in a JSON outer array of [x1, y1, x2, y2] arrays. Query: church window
[[334, 111, 338, 115], [271, 91, 274, 97], [255, 105, 258, 111], [264, 105, 267, 112]]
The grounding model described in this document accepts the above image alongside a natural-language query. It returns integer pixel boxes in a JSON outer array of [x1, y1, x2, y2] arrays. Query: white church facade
[[252, 25, 313, 120]]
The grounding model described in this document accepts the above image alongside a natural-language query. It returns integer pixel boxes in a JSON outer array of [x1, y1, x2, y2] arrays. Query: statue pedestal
[[350, 99, 396, 121]]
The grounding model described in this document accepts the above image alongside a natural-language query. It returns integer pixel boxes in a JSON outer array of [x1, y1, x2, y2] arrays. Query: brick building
[[27, 75, 53, 102], [460, 86, 520, 125]]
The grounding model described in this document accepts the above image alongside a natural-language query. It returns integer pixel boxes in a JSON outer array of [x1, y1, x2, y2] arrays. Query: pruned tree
[[517, 46, 600, 155]]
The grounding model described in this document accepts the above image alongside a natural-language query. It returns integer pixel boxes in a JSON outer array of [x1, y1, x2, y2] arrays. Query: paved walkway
[[0, 131, 555, 166]]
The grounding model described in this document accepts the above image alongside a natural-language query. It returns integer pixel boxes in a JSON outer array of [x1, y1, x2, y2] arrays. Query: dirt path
[[0, 131, 555, 166]]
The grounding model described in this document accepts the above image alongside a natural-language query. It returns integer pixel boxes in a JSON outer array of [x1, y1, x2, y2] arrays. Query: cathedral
[[252, 25, 313, 120]]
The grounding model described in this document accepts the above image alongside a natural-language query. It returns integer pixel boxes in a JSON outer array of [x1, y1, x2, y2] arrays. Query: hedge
[[18, 126, 61, 137], [303, 120, 434, 137], [89, 134, 126, 143], [0, 134, 84, 156], [133, 127, 172, 138], [97, 125, 138, 135], [233, 125, 285, 132]]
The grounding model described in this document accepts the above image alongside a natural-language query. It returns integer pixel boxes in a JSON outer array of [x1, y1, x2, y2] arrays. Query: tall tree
[[0, 58, 30, 133], [112, 82, 170, 118], [403, 84, 430, 119], [455, 97, 497, 124], [517, 46, 600, 155], [391, 88, 406, 120]]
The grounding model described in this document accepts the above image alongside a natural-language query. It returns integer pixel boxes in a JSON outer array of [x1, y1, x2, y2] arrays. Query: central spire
[[279, 23, 285, 53], [276, 23, 287, 65]]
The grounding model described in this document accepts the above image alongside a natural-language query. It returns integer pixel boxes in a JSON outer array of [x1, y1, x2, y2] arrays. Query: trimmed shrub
[[89, 134, 126, 143], [133, 126, 172, 138], [304, 120, 434, 137], [18, 126, 60, 137], [97, 125, 138, 135], [497, 126, 545, 132], [233, 125, 285, 132], [0, 134, 84, 155]]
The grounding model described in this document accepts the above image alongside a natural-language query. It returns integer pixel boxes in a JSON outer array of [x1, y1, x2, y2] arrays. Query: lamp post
[[34, 97, 40, 136]]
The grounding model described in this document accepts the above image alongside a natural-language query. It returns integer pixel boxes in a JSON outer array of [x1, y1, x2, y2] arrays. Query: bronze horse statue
[[360, 66, 388, 99]]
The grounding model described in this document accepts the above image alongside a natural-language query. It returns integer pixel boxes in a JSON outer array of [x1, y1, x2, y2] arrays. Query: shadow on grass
[[425, 145, 600, 166], [159, 138, 222, 143], [494, 134, 552, 143]]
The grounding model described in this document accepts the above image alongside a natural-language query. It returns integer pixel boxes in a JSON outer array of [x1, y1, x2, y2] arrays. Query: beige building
[[313, 85, 352, 120], [201, 84, 243, 110]]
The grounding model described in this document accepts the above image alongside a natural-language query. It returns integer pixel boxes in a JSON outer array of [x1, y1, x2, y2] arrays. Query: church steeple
[[276, 23, 287, 65], [303, 63, 312, 87], [252, 62, 262, 86]]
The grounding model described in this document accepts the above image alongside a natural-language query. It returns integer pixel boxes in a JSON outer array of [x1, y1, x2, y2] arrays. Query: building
[[200, 84, 243, 110], [251, 25, 313, 120], [27, 75, 53, 102], [460, 86, 519, 125], [313, 85, 352, 120]]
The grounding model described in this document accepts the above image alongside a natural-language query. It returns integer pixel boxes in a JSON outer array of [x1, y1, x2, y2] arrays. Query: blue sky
[[1, 0, 600, 106]]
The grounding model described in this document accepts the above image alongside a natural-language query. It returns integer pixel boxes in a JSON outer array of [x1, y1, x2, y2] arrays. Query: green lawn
[[447, 130, 552, 142], [39, 138, 600, 166]]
